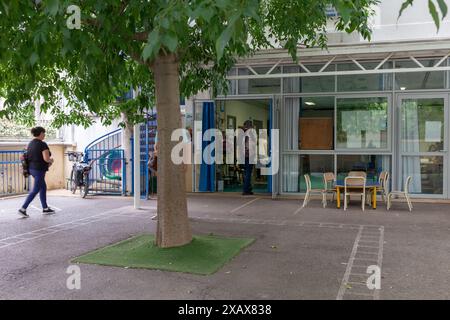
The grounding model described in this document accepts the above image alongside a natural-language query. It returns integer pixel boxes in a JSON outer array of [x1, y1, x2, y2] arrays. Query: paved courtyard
[[0, 191, 449, 300]]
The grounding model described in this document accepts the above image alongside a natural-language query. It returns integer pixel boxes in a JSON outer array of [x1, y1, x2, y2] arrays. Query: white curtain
[[284, 71, 301, 93], [282, 98, 300, 192], [401, 101, 422, 193]]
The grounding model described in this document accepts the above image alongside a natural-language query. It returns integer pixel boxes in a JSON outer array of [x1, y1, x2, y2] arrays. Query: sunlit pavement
[[0, 192, 449, 299]]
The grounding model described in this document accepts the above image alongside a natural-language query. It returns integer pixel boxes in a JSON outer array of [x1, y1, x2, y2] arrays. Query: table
[[335, 180, 381, 209]]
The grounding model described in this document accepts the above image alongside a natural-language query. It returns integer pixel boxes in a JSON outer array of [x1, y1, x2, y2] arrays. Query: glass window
[[337, 61, 393, 91], [402, 156, 443, 194], [218, 68, 237, 96], [337, 154, 391, 184], [336, 97, 388, 150], [283, 64, 335, 93], [395, 59, 445, 90], [282, 154, 334, 193], [238, 66, 281, 94], [401, 98, 444, 153], [284, 96, 335, 151]]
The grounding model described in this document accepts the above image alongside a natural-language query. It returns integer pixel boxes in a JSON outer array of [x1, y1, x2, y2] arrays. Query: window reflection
[[336, 97, 388, 150]]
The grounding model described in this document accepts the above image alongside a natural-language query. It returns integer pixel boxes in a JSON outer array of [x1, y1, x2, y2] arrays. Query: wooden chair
[[348, 171, 367, 178], [378, 171, 390, 203], [322, 172, 337, 208], [344, 176, 366, 211], [302, 174, 326, 208], [387, 176, 413, 212], [367, 171, 390, 205]]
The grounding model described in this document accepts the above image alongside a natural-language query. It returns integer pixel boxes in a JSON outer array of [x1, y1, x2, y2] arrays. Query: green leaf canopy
[[0, 0, 379, 127]]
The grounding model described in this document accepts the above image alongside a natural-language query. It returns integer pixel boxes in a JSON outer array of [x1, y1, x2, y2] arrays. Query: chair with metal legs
[[367, 171, 389, 206], [302, 174, 326, 208], [322, 172, 337, 208], [344, 176, 366, 211], [387, 176, 413, 212]]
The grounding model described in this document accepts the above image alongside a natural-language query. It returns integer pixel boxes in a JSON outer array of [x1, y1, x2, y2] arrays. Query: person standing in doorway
[[242, 120, 254, 195], [18, 127, 55, 217]]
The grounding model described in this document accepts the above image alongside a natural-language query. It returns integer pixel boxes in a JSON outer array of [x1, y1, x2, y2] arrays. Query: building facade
[[188, 0, 450, 199]]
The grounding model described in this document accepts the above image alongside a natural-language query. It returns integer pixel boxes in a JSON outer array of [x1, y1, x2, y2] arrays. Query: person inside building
[[242, 120, 255, 195], [18, 126, 55, 217], [148, 132, 158, 197]]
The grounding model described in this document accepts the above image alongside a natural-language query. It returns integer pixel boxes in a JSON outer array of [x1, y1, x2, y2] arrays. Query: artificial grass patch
[[72, 234, 254, 275]]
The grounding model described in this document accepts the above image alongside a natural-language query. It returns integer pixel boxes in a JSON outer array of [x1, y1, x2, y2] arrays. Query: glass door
[[397, 94, 448, 197]]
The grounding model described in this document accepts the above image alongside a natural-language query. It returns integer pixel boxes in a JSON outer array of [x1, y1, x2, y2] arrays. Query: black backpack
[[20, 150, 30, 178]]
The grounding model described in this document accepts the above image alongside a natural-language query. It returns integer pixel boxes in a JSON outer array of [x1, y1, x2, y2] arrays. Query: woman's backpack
[[20, 150, 30, 178]]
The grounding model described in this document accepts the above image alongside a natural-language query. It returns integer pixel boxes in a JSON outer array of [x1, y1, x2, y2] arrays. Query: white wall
[[371, 0, 450, 42], [61, 118, 122, 152], [327, 0, 450, 44]]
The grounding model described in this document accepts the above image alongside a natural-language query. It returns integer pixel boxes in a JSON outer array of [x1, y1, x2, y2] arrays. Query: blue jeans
[[22, 169, 48, 209], [243, 158, 253, 193]]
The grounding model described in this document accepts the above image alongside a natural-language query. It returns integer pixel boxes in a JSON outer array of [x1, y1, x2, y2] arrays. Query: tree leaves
[[142, 29, 161, 61], [399, 0, 448, 31], [428, 0, 440, 31], [161, 32, 178, 53], [45, 0, 59, 16], [1, 0, 433, 129], [29, 52, 39, 66], [436, 0, 448, 18], [398, 0, 414, 20]]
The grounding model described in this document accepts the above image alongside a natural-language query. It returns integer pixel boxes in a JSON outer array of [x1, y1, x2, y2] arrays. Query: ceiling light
[[400, 87, 406, 91], [305, 101, 316, 106]]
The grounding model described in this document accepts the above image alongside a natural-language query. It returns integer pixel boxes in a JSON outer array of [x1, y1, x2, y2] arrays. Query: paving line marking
[[374, 227, 385, 300], [337, 224, 385, 300], [230, 198, 261, 213], [356, 251, 379, 255], [190, 216, 383, 231], [357, 245, 380, 249], [346, 281, 368, 286], [353, 258, 379, 262], [336, 226, 364, 300], [29, 205, 42, 213], [293, 206, 304, 215], [0, 206, 152, 249], [230, 198, 260, 213]]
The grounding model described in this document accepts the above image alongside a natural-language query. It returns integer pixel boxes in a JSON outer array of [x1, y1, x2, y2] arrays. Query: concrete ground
[[0, 190, 449, 300]]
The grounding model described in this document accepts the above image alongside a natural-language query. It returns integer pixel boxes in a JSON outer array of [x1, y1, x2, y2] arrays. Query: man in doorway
[[242, 120, 254, 195]]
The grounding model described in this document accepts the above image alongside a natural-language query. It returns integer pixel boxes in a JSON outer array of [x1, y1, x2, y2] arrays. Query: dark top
[[27, 139, 50, 171]]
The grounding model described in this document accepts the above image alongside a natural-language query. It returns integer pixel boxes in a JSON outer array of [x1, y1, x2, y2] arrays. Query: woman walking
[[18, 127, 55, 217]]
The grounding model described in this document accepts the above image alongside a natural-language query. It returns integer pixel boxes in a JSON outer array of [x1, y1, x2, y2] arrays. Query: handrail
[[84, 128, 122, 162], [84, 128, 122, 154]]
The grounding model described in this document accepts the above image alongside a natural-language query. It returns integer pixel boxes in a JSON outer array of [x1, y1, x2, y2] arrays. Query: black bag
[[20, 150, 30, 178]]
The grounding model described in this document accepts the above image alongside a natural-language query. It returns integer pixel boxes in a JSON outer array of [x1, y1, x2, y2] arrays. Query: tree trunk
[[152, 53, 192, 248]]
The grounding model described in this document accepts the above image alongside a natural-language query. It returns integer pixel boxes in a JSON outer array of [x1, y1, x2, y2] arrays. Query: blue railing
[[84, 128, 122, 162], [83, 129, 126, 196], [0, 150, 30, 197], [130, 112, 157, 199]]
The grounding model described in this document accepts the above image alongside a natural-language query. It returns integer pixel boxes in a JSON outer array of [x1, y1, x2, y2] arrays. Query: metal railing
[[84, 148, 126, 196], [83, 129, 122, 162], [82, 129, 126, 196], [0, 151, 30, 197], [131, 113, 157, 199]]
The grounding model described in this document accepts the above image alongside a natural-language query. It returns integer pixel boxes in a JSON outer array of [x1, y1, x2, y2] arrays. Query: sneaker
[[18, 208, 29, 218], [42, 207, 56, 215], [242, 192, 254, 196]]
